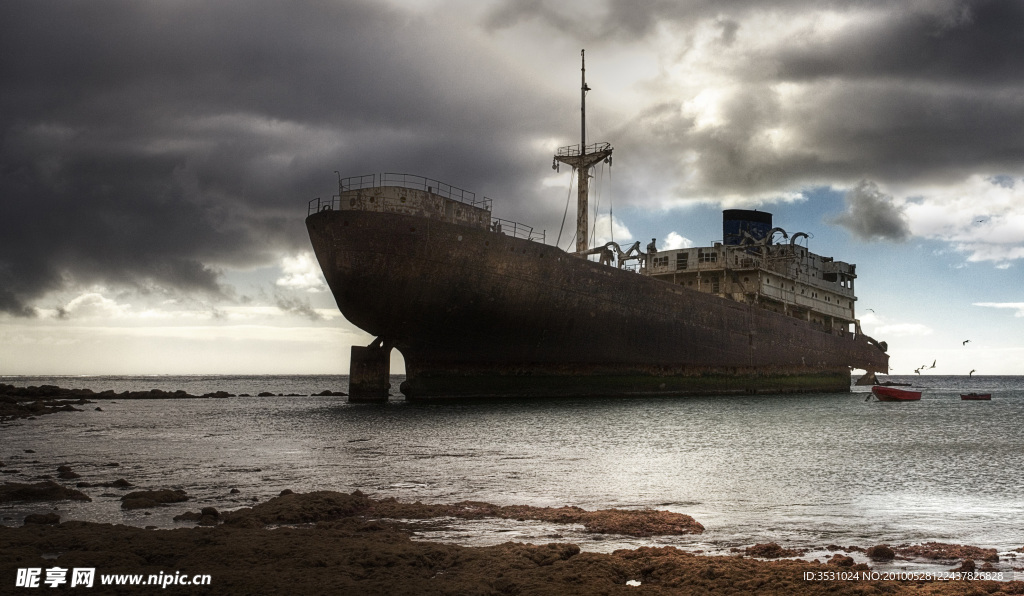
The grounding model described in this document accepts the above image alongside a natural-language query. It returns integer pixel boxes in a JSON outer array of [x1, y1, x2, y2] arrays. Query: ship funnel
[[723, 209, 773, 246]]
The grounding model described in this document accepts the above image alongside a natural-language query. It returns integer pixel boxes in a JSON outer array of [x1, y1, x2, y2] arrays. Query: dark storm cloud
[[490, 0, 1024, 204], [485, 0, 884, 42], [775, 0, 1024, 84], [275, 294, 322, 322], [5, 0, 1024, 318], [0, 0, 560, 316], [628, 79, 1024, 198], [830, 181, 912, 242]]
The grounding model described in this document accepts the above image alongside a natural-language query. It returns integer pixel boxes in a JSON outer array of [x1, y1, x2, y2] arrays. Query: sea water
[[2, 374, 1022, 571]]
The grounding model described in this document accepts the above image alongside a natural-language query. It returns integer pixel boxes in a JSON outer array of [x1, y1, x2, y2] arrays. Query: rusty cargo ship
[[305, 54, 889, 401]]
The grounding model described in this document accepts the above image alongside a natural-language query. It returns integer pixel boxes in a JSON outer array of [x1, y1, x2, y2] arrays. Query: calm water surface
[[2, 374, 1022, 571]]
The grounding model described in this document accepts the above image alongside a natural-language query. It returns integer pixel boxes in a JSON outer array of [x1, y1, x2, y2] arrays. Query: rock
[[279, 489, 294, 496], [0, 481, 92, 503], [223, 491, 374, 526], [229, 488, 240, 494], [95, 407, 103, 411], [951, 559, 975, 572], [258, 392, 275, 397], [176, 507, 221, 526], [56, 466, 80, 480], [866, 544, 895, 561], [120, 489, 188, 510], [122, 498, 157, 510], [524, 543, 581, 566], [24, 512, 61, 525], [744, 543, 805, 559], [896, 542, 999, 562], [77, 478, 132, 488], [203, 391, 235, 398], [828, 555, 855, 567]]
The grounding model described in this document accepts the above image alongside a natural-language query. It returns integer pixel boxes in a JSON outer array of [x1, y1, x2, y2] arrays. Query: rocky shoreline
[[0, 383, 346, 421], [3, 384, 1024, 594], [2, 488, 1023, 594], [2, 479, 1023, 594]]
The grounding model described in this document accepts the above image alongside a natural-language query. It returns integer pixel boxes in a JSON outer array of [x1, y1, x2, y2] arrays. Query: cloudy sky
[[2, 0, 1023, 376]]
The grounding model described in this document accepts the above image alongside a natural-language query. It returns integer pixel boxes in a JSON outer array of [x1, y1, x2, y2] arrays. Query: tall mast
[[555, 49, 613, 254], [581, 49, 588, 148]]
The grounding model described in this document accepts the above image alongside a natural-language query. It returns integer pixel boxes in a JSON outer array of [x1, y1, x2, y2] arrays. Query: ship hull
[[307, 209, 889, 399]]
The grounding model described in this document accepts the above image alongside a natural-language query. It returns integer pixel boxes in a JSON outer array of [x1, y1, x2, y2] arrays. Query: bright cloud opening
[[276, 252, 327, 292], [662, 231, 694, 250], [974, 302, 1024, 317], [592, 214, 633, 247], [57, 292, 130, 320]]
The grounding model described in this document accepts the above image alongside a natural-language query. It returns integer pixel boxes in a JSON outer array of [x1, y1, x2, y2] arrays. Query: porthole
[[400, 196, 407, 203], [457, 235, 462, 241], [349, 198, 355, 207]]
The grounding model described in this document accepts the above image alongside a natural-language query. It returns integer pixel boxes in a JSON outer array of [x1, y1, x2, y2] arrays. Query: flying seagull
[[963, 339, 971, 345], [930, 359, 936, 368], [969, 369, 976, 376]]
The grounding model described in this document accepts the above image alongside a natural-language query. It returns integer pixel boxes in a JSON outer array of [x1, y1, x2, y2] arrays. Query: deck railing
[[490, 218, 545, 243], [337, 173, 493, 211], [555, 142, 612, 158], [307, 173, 544, 243]]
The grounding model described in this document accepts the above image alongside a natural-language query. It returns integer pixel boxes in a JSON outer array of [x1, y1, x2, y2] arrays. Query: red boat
[[871, 386, 921, 401], [961, 393, 991, 400]]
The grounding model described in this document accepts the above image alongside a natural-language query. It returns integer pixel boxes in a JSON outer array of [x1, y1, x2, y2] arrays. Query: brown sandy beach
[[3, 385, 1024, 594]]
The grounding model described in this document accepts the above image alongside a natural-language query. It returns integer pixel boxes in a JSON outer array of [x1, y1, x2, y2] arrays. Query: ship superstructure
[[641, 210, 871, 342]]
